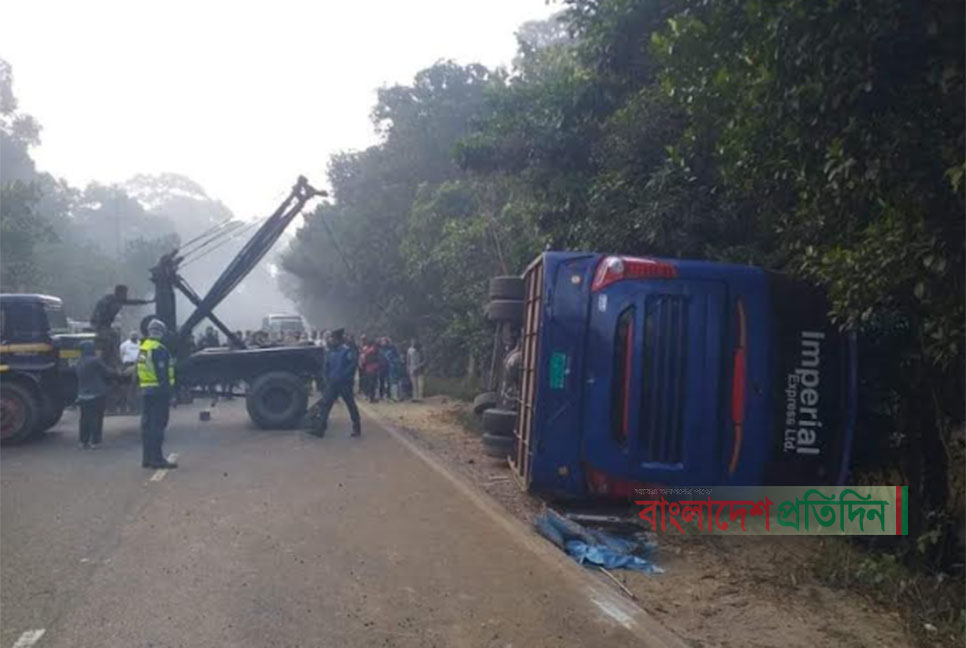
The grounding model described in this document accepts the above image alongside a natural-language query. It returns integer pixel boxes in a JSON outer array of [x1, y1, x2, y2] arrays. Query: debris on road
[[533, 508, 662, 574], [564, 512, 641, 527]]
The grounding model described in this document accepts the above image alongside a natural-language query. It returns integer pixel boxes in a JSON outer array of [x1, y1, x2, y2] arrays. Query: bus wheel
[[488, 276, 524, 301], [246, 371, 308, 429], [485, 300, 523, 324], [1, 383, 39, 444], [482, 408, 517, 436], [481, 433, 515, 459], [472, 391, 499, 416]]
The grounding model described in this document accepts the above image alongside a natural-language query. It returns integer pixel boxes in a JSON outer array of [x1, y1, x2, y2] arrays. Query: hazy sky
[[1, 0, 557, 220]]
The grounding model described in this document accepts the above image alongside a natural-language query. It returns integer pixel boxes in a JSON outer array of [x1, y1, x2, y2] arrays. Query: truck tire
[[489, 276, 524, 301], [36, 401, 65, 434], [485, 300, 524, 324], [482, 408, 517, 436], [481, 433, 515, 458], [472, 391, 499, 416], [1, 382, 39, 444], [246, 371, 308, 430]]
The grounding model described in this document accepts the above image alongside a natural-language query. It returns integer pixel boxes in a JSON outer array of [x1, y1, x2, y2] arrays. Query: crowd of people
[[186, 326, 427, 404], [303, 329, 425, 439]]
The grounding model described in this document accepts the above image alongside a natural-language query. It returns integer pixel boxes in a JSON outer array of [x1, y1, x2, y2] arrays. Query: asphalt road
[[1, 398, 663, 648]]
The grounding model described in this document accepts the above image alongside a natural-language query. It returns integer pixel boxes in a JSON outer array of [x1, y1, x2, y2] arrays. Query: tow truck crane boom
[[150, 176, 325, 357]]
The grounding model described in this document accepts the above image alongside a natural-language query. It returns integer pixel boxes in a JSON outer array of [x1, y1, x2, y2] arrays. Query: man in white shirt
[[120, 331, 140, 365], [119, 331, 141, 414]]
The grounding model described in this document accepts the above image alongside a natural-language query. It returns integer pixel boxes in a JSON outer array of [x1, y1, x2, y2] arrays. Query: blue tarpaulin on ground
[[533, 509, 663, 574]]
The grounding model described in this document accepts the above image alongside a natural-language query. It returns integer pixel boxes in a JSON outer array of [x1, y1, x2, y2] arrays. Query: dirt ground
[[365, 396, 916, 648]]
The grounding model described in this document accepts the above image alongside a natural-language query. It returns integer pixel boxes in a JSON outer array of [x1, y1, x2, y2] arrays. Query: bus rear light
[[728, 299, 747, 475], [591, 255, 676, 292]]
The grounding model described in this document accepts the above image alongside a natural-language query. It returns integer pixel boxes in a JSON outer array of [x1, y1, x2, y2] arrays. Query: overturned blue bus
[[481, 251, 857, 499]]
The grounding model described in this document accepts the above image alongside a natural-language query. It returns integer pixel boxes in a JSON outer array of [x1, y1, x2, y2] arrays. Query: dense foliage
[[283, 1, 963, 565]]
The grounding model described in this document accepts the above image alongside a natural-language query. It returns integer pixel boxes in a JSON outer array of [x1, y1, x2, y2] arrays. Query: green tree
[[282, 61, 520, 367], [458, 0, 964, 565], [0, 57, 52, 291]]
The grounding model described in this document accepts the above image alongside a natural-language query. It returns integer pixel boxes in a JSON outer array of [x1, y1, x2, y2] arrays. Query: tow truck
[[148, 176, 326, 429]]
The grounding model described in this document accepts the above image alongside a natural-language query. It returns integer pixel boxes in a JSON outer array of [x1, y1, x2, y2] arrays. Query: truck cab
[[0, 294, 95, 443]]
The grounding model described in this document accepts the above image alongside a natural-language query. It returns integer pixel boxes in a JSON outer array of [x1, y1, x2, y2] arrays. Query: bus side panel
[[764, 273, 853, 485], [527, 252, 598, 497]]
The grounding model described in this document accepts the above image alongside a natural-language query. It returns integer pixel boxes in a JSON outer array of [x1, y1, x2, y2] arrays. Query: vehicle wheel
[[246, 371, 308, 429], [472, 391, 499, 416], [489, 276, 524, 301], [1, 383, 39, 444], [485, 299, 524, 324], [482, 408, 517, 436], [36, 401, 65, 433], [481, 433, 515, 458]]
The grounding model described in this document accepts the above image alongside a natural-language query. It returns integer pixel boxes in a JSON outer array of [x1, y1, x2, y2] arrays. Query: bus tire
[[246, 371, 308, 430], [485, 300, 524, 324], [482, 408, 517, 436], [1, 382, 39, 444], [489, 276, 524, 301], [481, 434, 515, 458], [472, 391, 499, 416]]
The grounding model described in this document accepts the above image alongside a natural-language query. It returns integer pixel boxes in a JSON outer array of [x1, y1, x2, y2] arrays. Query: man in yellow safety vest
[[138, 319, 178, 469]]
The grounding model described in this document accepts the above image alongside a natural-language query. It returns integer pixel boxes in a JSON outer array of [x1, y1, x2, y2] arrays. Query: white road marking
[[149, 453, 180, 481], [360, 403, 689, 648], [591, 597, 634, 630], [12, 629, 46, 647]]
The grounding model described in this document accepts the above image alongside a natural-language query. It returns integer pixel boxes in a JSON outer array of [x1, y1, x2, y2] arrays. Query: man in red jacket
[[359, 337, 381, 403]]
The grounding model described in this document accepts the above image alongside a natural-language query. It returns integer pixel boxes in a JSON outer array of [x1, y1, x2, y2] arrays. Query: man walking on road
[[138, 319, 178, 469], [309, 328, 361, 438]]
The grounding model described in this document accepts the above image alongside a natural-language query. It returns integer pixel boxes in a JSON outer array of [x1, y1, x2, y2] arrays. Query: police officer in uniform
[[309, 328, 361, 438], [138, 319, 178, 469]]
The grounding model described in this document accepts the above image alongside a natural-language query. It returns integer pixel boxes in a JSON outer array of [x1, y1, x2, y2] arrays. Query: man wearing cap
[[309, 328, 361, 438], [138, 319, 178, 469]]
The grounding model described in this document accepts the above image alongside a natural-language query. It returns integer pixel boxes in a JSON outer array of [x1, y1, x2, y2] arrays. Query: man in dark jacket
[[89, 284, 152, 367], [309, 328, 361, 438], [75, 340, 117, 449]]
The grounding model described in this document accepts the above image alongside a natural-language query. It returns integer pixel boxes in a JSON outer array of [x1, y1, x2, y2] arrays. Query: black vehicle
[[0, 294, 95, 443]]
